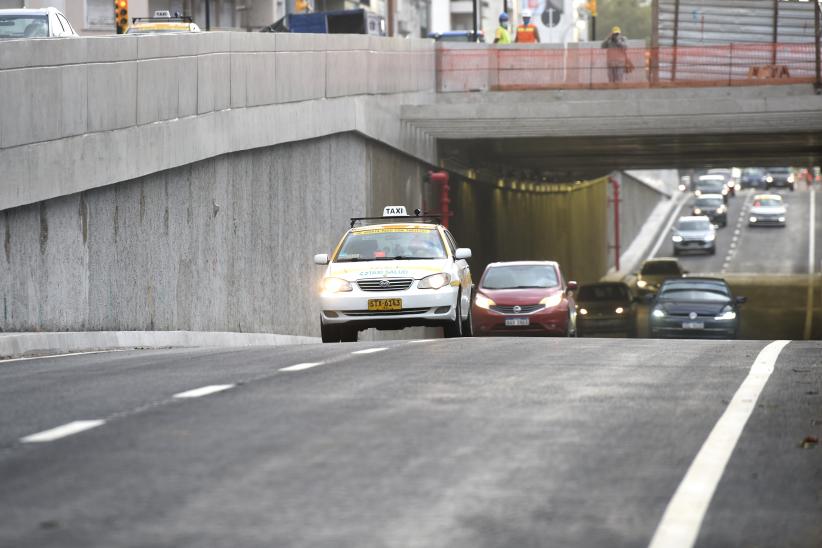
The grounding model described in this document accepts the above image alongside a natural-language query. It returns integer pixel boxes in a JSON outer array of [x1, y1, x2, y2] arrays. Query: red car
[[471, 261, 578, 336]]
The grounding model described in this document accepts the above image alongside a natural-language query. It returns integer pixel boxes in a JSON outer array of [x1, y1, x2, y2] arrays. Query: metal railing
[[436, 43, 819, 92]]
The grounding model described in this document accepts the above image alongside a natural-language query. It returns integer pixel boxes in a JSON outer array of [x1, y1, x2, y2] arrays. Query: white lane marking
[[279, 362, 324, 372], [173, 384, 235, 398], [21, 420, 106, 443], [648, 340, 791, 548], [0, 350, 125, 365], [352, 347, 387, 355]]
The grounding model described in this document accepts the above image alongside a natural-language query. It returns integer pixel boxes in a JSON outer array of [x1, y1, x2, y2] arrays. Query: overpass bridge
[[0, 34, 819, 338]]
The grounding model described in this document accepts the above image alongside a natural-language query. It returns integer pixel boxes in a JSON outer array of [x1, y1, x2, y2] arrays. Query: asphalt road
[[1, 339, 820, 548], [655, 185, 821, 276]]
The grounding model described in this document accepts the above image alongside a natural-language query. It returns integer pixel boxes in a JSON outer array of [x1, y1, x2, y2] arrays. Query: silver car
[[672, 216, 716, 256], [749, 194, 786, 227], [0, 8, 79, 39]]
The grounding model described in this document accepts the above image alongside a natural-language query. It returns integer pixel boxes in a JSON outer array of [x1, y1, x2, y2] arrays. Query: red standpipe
[[609, 176, 621, 271], [428, 171, 451, 229]]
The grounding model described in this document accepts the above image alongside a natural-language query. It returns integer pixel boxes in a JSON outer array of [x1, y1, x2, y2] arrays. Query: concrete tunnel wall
[[0, 133, 439, 335], [450, 178, 610, 286]]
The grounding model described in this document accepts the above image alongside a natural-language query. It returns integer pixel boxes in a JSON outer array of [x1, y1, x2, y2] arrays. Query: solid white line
[[0, 350, 124, 365], [21, 420, 106, 443], [648, 340, 791, 548], [173, 384, 235, 398], [279, 362, 324, 372], [808, 189, 816, 275], [352, 347, 387, 355]]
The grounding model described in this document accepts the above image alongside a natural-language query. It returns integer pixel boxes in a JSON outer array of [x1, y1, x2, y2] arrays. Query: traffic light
[[114, 0, 128, 34], [584, 0, 597, 17], [295, 0, 311, 12]]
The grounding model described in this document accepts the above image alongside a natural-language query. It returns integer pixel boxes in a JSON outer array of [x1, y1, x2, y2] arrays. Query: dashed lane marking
[[648, 340, 791, 548], [21, 420, 106, 443], [279, 362, 324, 372], [173, 385, 235, 398], [351, 347, 387, 355]]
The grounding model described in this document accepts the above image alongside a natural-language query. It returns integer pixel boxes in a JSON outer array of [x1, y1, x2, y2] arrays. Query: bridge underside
[[438, 131, 822, 180]]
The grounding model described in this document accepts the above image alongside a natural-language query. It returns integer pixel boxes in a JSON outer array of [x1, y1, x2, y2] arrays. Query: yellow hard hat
[[611, 26, 621, 34]]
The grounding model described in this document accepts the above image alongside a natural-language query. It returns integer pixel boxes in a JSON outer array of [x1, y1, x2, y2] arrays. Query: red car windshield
[[482, 265, 559, 290]]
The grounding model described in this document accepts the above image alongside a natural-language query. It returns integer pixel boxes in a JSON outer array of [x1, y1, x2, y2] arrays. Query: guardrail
[[437, 42, 819, 92]]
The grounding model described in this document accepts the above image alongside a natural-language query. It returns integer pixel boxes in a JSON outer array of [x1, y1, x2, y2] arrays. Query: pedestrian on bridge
[[514, 9, 540, 43], [601, 26, 631, 83], [494, 12, 511, 44]]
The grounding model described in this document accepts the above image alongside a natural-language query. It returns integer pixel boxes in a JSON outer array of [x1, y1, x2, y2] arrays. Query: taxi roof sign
[[383, 206, 408, 217]]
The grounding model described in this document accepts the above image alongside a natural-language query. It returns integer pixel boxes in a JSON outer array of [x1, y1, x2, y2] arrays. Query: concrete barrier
[[0, 32, 437, 213]]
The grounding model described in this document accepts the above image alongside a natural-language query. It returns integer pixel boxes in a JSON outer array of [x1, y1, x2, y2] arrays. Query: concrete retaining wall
[[449, 178, 610, 285], [0, 132, 436, 336], [0, 32, 436, 213]]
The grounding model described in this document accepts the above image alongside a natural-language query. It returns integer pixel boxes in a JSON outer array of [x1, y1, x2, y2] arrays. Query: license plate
[[368, 298, 402, 311], [505, 318, 530, 327], [682, 321, 704, 329]]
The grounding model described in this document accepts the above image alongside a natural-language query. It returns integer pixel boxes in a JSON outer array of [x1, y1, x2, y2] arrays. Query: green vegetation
[[595, 0, 652, 44]]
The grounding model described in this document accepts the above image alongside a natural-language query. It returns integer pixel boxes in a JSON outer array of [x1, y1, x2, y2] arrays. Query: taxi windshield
[[482, 265, 559, 290], [335, 228, 447, 261]]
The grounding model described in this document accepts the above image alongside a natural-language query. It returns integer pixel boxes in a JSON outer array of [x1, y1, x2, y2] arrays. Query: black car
[[648, 278, 745, 339], [576, 282, 637, 337], [764, 167, 795, 191], [691, 194, 728, 227], [740, 167, 765, 189]]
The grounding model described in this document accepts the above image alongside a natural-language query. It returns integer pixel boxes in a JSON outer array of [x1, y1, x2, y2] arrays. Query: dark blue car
[[648, 277, 745, 339]]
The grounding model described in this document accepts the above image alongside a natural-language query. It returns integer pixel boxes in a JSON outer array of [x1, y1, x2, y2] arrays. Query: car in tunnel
[[748, 194, 787, 227], [314, 206, 473, 343], [575, 282, 637, 337], [471, 261, 577, 337], [648, 277, 745, 339], [634, 258, 686, 296], [694, 175, 730, 202], [740, 167, 766, 189], [763, 167, 795, 191], [671, 216, 716, 256], [691, 194, 728, 227]]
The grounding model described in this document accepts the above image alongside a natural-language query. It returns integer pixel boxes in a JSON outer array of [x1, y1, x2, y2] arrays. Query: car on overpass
[[125, 11, 201, 34], [672, 216, 716, 256], [763, 167, 795, 191], [575, 282, 637, 337], [748, 194, 787, 227], [0, 8, 79, 39], [691, 194, 728, 227], [648, 277, 745, 339], [313, 206, 473, 342], [634, 258, 686, 296], [471, 261, 577, 337]]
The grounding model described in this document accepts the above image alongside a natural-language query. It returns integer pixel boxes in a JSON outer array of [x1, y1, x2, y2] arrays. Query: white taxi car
[[314, 206, 473, 342]]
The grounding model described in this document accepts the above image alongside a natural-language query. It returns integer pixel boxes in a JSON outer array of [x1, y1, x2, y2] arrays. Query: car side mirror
[[313, 253, 329, 265], [736, 296, 747, 304], [454, 248, 472, 260], [566, 281, 578, 292]]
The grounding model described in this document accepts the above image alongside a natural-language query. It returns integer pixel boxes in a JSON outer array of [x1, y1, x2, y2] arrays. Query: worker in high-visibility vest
[[494, 12, 511, 44], [514, 9, 540, 43]]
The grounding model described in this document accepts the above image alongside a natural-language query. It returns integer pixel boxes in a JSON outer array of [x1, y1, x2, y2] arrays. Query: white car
[[0, 8, 79, 39], [314, 206, 473, 343], [749, 194, 786, 227]]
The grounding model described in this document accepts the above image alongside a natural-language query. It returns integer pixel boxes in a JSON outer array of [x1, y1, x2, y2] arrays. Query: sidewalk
[[0, 331, 319, 361]]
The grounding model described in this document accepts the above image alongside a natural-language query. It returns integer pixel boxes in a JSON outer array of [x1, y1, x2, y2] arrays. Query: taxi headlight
[[321, 277, 353, 294], [749, 216, 757, 223], [672, 235, 683, 243], [474, 293, 495, 309], [418, 273, 451, 290], [714, 306, 736, 321], [652, 308, 666, 318], [778, 216, 786, 223], [637, 280, 648, 288], [704, 233, 716, 242], [615, 307, 624, 314], [693, 208, 702, 215], [540, 293, 563, 308], [578, 308, 588, 315]]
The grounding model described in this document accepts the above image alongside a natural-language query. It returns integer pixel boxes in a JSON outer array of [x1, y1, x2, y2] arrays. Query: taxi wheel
[[461, 302, 473, 337], [321, 322, 341, 343], [443, 300, 463, 338]]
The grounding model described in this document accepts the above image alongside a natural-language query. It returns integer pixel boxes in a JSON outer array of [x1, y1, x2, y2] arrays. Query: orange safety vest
[[516, 24, 537, 43]]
